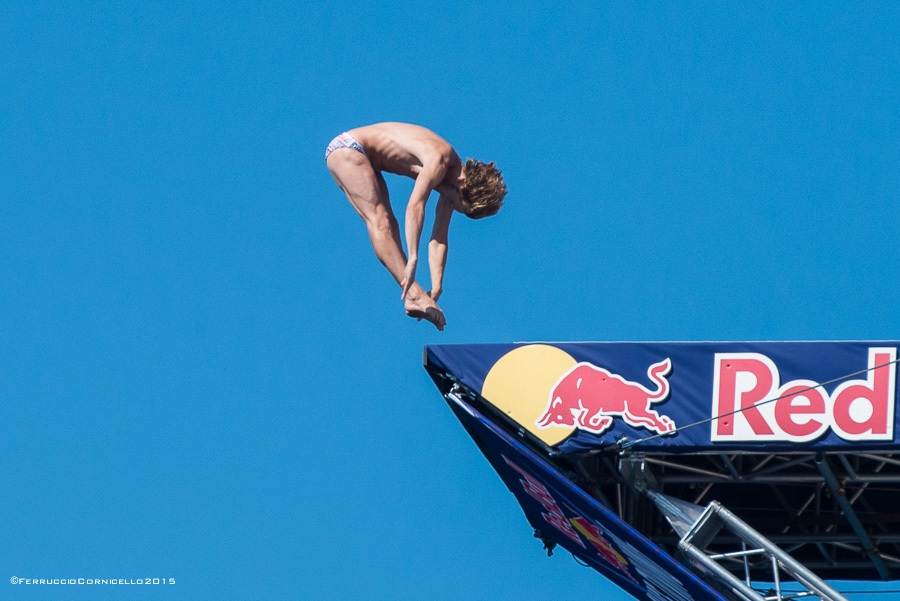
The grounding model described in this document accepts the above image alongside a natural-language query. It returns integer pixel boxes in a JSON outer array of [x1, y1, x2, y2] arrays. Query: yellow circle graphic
[[482, 344, 578, 447]]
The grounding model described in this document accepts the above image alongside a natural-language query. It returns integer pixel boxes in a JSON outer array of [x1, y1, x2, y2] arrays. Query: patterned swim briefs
[[324, 132, 367, 161]]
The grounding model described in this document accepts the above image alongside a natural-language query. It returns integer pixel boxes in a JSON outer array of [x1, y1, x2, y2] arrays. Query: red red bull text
[[503, 456, 584, 547], [536, 359, 675, 435], [712, 347, 897, 443]]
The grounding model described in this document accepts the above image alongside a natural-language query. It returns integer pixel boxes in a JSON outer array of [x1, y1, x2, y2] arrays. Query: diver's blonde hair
[[460, 159, 507, 219]]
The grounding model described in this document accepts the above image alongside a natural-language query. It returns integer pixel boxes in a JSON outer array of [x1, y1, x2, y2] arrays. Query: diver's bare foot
[[404, 295, 446, 331]]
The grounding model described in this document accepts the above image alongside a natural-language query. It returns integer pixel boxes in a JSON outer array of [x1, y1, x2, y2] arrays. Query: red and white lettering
[[712, 348, 896, 443], [503, 456, 584, 547], [712, 354, 778, 437], [832, 349, 896, 440]]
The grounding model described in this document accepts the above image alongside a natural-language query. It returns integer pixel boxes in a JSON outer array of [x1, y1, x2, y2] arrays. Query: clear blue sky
[[3, 1, 899, 599]]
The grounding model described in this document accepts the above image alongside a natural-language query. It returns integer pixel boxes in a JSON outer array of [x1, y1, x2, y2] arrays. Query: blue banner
[[426, 342, 900, 453], [445, 392, 727, 601]]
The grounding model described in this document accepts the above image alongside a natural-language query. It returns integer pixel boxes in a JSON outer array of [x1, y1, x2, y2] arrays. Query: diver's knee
[[368, 211, 397, 238]]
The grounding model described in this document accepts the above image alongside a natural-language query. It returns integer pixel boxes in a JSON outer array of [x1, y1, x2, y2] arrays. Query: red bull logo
[[481, 345, 677, 446], [536, 358, 676, 436], [568, 514, 639, 584]]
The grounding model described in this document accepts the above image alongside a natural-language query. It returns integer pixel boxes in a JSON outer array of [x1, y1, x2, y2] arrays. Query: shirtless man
[[325, 123, 507, 330]]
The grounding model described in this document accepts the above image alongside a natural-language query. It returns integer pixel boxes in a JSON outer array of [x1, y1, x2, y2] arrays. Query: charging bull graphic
[[536, 358, 676, 435]]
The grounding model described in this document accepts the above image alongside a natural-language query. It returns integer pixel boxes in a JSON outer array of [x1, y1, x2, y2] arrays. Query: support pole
[[815, 454, 890, 580]]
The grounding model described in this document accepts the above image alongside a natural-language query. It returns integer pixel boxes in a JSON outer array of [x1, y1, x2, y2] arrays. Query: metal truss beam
[[815, 455, 890, 580]]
